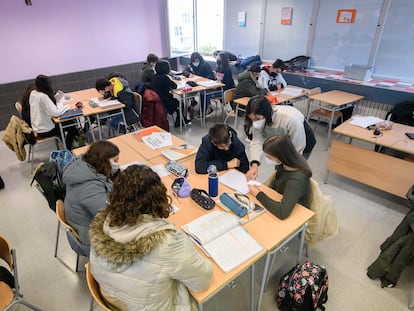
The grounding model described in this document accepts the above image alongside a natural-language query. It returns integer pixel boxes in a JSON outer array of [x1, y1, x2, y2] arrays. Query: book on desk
[[161, 144, 197, 162], [182, 211, 263, 273]]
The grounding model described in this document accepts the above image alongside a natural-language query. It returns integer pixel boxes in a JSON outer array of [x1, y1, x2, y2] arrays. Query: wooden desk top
[[53, 88, 125, 122], [119, 126, 192, 161], [172, 75, 225, 95], [308, 90, 364, 107], [71, 137, 146, 165], [233, 86, 309, 107], [334, 117, 414, 154]]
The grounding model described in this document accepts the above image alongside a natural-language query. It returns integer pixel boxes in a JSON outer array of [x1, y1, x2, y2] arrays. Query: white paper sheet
[[142, 132, 173, 149], [219, 170, 249, 194], [349, 116, 384, 128], [151, 164, 170, 177], [280, 87, 303, 96]]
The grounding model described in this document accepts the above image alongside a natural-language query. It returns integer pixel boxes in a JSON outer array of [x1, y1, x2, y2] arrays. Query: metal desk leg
[[250, 263, 255, 311], [297, 224, 307, 264], [256, 253, 271, 311], [234, 105, 239, 129], [96, 114, 103, 140], [58, 123, 67, 150], [326, 109, 336, 150]]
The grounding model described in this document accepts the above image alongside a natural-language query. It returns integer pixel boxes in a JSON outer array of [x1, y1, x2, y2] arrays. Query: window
[[166, 0, 224, 57]]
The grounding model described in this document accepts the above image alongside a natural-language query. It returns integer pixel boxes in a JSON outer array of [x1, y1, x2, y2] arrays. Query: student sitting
[[140, 53, 159, 89], [95, 76, 140, 133], [244, 95, 316, 181], [248, 134, 312, 220], [89, 165, 213, 311], [258, 59, 288, 91], [184, 52, 215, 116], [233, 64, 268, 99], [28, 75, 78, 149], [62, 140, 120, 255], [151, 60, 190, 128], [195, 123, 249, 174]]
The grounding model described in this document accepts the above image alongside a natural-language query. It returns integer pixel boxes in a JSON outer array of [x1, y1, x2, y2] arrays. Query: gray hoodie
[[62, 157, 113, 252]]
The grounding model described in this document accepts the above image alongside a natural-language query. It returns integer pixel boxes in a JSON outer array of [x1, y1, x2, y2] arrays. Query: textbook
[[58, 108, 83, 120], [90, 97, 121, 108], [182, 211, 263, 273], [133, 127, 164, 140], [161, 144, 197, 162]]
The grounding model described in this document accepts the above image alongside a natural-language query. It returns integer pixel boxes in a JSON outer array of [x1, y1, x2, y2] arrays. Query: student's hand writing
[[246, 165, 258, 181], [227, 158, 240, 169], [248, 184, 260, 197]]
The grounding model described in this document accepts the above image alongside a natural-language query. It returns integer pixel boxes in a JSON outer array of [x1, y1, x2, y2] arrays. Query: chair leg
[[54, 221, 60, 257], [75, 254, 80, 272], [90, 297, 95, 311]]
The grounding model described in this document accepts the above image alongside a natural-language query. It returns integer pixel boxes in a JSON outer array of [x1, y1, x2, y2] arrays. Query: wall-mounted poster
[[281, 7, 293, 25], [336, 9, 356, 24], [238, 11, 246, 27]]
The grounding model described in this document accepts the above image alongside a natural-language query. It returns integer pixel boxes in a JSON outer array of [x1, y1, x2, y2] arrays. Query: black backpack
[[284, 55, 311, 72], [275, 260, 329, 311], [386, 101, 414, 126], [30, 161, 65, 211]]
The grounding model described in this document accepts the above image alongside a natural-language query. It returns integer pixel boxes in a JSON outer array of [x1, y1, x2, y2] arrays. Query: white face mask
[[192, 61, 200, 67], [111, 162, 120, 174], [264, 156, 281, 166], [252, 119, 266, 129]]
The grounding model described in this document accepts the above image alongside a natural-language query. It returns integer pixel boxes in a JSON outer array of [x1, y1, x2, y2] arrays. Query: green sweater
[[256, 166, 310, 220]]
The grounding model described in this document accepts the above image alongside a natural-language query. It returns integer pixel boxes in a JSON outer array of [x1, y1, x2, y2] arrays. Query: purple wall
[[0, 0, 168, 84]]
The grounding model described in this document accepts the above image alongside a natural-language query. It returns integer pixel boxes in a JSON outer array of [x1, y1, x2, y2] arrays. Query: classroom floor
[[0, 110, 413, 311]]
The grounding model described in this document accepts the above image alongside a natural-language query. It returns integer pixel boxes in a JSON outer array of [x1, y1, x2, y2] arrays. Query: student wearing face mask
[[62, 140, 120, 255], [245, 95, 316, 180], [234, 64, 268, 99], [195, 123, 249, 174], [258, 59, 287, 91], [248, 134, 312, 220], [184, 52, 215, 116]]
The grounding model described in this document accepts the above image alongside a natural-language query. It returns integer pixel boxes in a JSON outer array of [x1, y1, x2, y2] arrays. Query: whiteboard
[[374, 0, 414, 81], [310, 0, 383, 71]]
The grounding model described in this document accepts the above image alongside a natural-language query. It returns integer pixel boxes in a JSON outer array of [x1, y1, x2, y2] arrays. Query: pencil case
[[219, 193, 248, 217]]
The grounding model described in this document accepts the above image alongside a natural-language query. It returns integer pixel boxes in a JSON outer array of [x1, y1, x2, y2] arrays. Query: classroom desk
[[307, 90, 364, 149], [53, 88, 127, 148], [67, 88, 127, 141], [176, 158, 314, 311], [172, 75, 225, 131], [232, 86, 309, 128], [71, 136, 146, 165], [326, 117, 414, 198], [73, 134, 314, 311], [118, 126, 195, 161]]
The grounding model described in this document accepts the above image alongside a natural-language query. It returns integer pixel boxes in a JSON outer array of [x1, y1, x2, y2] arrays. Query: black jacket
[[186, 59, 214, 80], [151, 74, 179, 114], [195, 128, 249, 174]]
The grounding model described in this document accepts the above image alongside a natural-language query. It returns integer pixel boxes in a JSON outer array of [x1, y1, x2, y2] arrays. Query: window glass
[[196, 0, 224, 54]]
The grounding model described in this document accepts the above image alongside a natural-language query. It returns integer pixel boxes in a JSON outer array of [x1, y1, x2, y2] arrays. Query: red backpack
[[141, 89, 169, 131]]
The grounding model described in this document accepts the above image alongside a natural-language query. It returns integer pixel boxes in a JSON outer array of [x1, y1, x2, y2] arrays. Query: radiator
[[292, 99, 393, 120]]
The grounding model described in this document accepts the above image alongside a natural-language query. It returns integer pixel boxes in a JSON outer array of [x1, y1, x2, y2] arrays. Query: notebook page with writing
[[203, 226, 263, 273]]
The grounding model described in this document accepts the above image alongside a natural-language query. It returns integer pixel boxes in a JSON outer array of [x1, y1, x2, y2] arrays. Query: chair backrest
[[85, 262, 112, 311], [56, 200, 81, 241], [308, 87, 321, 96], [224, 88, 235, 104], [15, 102, 23, 116], [0, 236, 13, 271], [132, 92, 142, 116]]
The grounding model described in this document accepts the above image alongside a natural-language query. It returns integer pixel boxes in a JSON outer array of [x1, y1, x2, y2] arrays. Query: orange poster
[[336, 9, 356, 24]]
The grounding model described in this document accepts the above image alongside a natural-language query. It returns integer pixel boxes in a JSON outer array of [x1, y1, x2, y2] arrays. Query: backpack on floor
[[275, 260, 329, 311], [30, 161, 65, 211]]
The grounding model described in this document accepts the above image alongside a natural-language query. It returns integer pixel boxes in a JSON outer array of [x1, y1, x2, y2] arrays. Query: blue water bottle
[[207, 165, 218, 197]]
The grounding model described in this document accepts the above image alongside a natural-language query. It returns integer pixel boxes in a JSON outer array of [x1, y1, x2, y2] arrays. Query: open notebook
[[182, 211, 263, 273]]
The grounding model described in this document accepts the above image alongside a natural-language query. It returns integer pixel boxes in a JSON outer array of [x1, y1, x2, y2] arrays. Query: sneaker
[[206, 107, 214, 116], [380, 277, 395, 288]]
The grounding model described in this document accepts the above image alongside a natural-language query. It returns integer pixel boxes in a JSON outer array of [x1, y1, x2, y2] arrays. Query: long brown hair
[[263, 134, 312, 177], [83, 141, 119, 178], [107, 165, 172, 227]]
